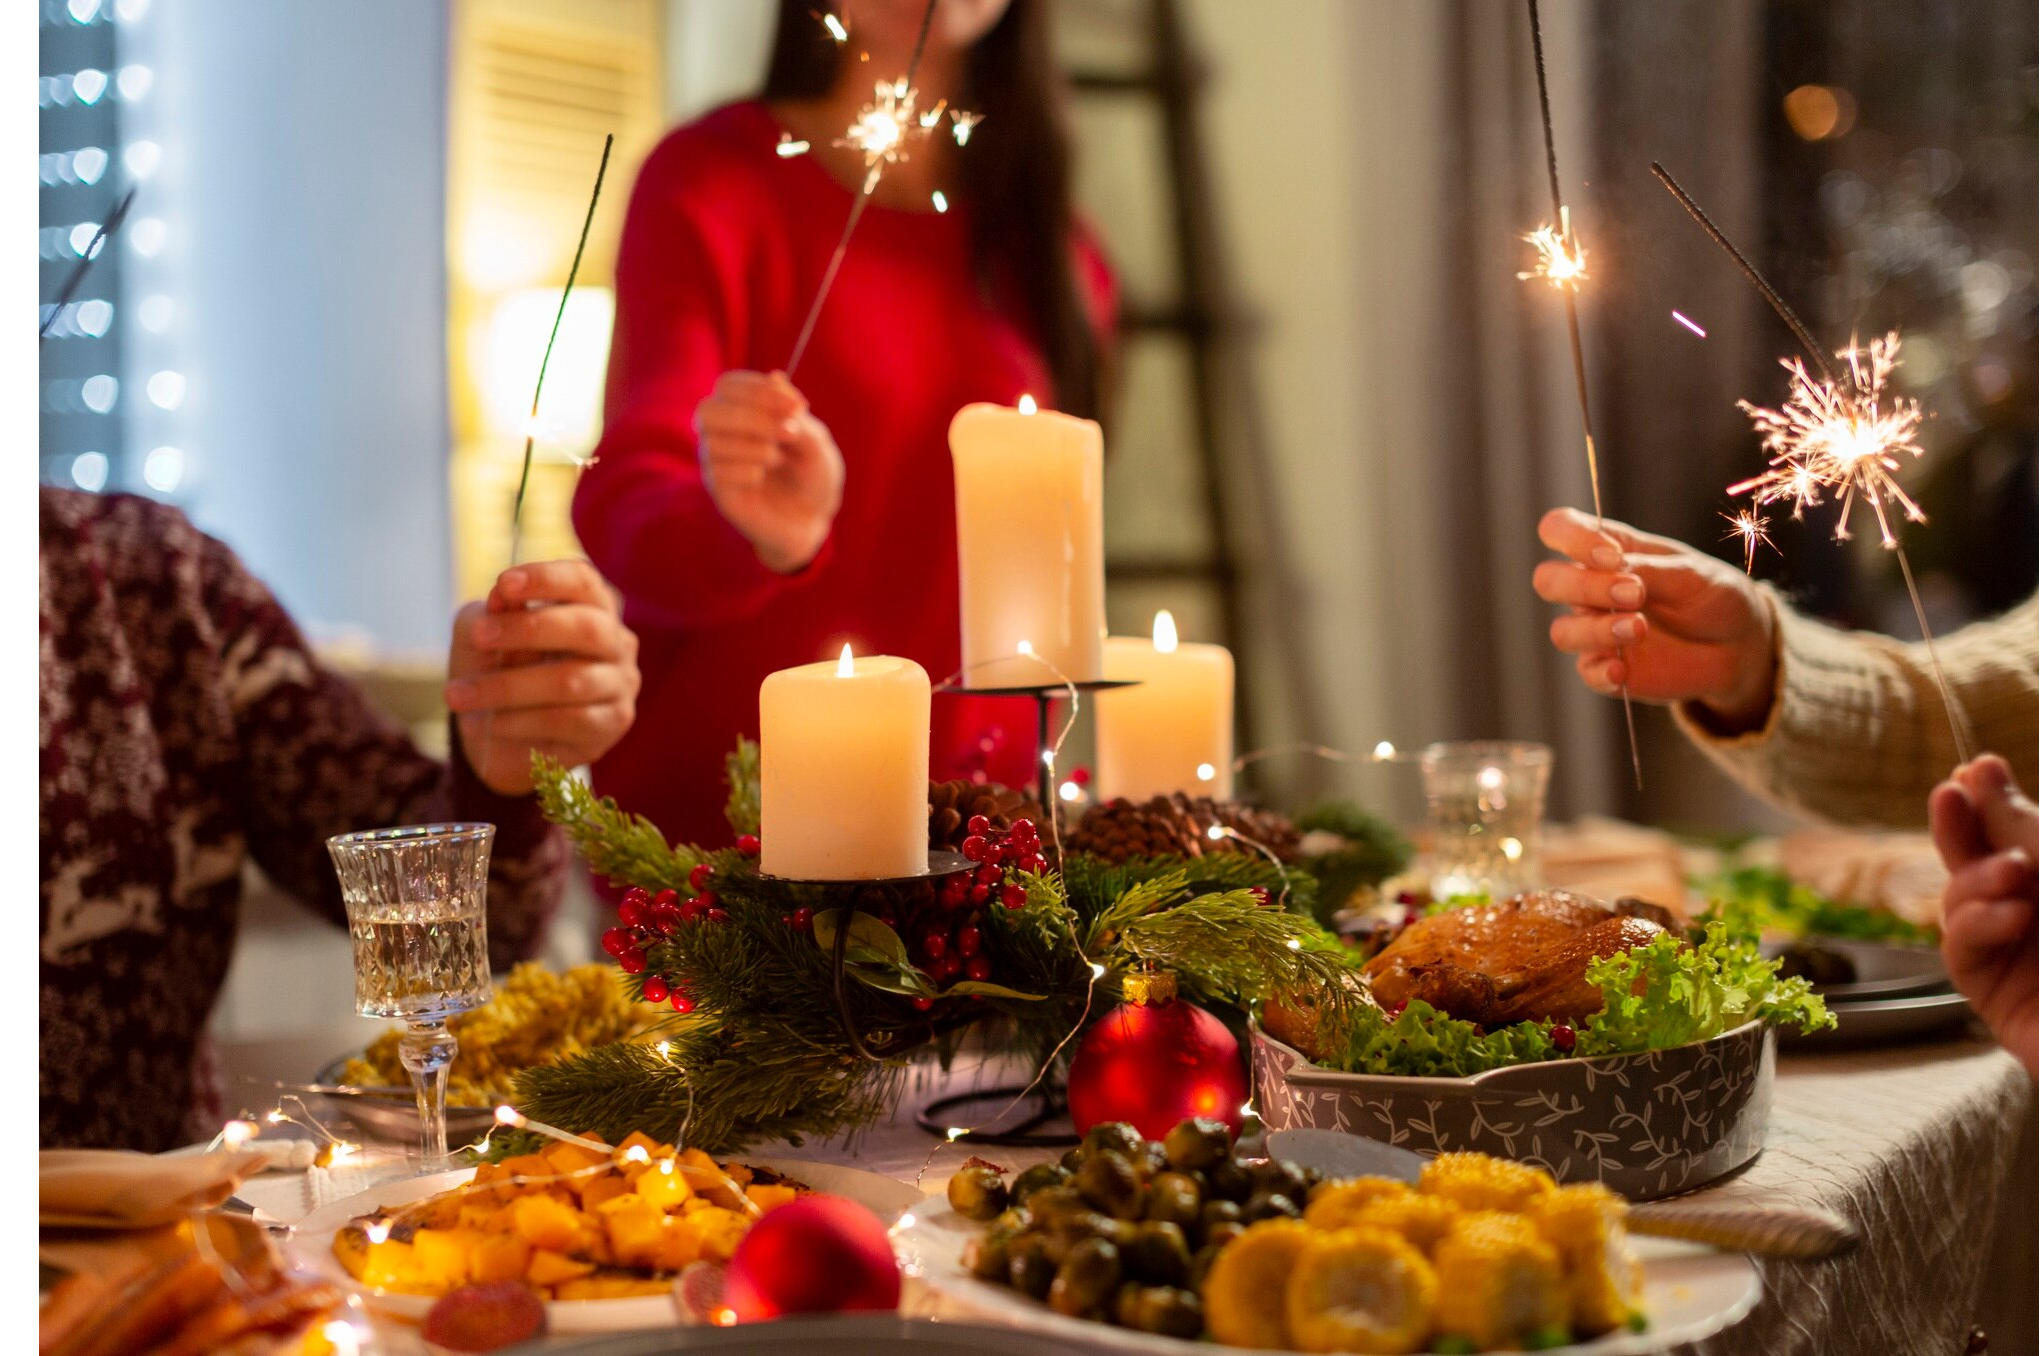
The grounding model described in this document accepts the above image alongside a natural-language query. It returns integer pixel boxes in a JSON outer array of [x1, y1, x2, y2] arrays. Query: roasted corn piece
[[1418, 1151, 1556, 1214], [1284, 1226, 1438, 1354], [1431, 1211, 1570, 1351], [1203, 1219, 1314, 1349], [1353, 1193, 1464, 1256], [1527, 1183, 1643, 1335], [1304, 1176, 1413, 1231]]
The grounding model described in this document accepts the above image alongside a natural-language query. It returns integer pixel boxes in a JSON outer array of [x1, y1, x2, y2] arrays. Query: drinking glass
[[328, 823, 495, 1170], [1418, 741, 1551, 900]]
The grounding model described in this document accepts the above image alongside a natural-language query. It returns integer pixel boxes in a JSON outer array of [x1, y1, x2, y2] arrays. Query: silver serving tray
[[309, 1054, 500, 1145]]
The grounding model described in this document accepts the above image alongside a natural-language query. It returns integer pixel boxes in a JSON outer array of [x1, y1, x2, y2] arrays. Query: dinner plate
[[890, 1202, 1762, 1356], [1780, 989, 1974, 1050], [540, 1315, 1085, 1354], [290, 1157, 922, 1334]]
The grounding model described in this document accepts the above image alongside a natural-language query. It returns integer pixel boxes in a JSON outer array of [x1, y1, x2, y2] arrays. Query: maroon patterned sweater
[[39, 489, 569, 1150]]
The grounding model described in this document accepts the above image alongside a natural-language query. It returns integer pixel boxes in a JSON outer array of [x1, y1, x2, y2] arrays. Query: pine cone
[[1066, 794, 1302, 864], [927, 779, 1046, 853]]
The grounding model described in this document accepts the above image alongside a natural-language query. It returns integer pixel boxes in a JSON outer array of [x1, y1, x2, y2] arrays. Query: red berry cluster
[[601, 860, 731, 1012], [904, 816, 1043, 1011]]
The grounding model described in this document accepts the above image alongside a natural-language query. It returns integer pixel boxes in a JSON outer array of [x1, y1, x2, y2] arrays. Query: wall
[[130, 0, 455, 656]]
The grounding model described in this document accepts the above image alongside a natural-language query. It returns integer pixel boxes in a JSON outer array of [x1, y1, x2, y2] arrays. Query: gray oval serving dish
[[1249, 1020, 1774, 1201]]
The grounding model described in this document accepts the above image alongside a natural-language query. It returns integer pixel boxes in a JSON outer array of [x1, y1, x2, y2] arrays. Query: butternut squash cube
[[359, 1238, 416, 1291], [747, 1184, 799, 1213], [580, 1174, 632, 1211], [638, 1161, 694, 1212], [650, 1217, 702, 1271], [542, 1141, 610, 1179], [470, 1232, 533, 1285], [511, 1192, 584, 1252], [499, 1153, 557, 1183], [689, 1207, 751, 1262], [602, 1197, 670, 1268], [410, 1227, 478, 1290], [527, 1248, 596, 1288]]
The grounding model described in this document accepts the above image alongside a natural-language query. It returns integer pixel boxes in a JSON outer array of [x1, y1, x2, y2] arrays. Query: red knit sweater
[[575, 101, 1117, 849]]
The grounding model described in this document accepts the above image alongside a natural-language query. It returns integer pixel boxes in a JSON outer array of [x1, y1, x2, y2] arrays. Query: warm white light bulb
[[1196, 763, 1216, 782]]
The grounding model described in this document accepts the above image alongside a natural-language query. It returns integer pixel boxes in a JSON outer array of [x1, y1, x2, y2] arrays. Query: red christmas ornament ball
[[723, 1194, 901, 1322], [1067, 990, 1248, 1141]]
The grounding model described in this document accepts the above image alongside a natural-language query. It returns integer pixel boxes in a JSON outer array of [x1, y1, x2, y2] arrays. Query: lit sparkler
[[1652, 162, 1971, 763], [1523, 0, 1642, 789], [1719, 509, 1776, 573], [1731, 332, 1926, 548], [1518, 208, 1587, 290], [781, 0, 981, 376]]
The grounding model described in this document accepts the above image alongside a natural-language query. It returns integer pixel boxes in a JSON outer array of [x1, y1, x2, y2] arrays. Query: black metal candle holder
[[934, 678, 1138, 812]]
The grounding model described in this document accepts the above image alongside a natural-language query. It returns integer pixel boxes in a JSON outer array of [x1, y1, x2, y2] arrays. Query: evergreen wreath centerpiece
[[513, 744, 1401, 1152]]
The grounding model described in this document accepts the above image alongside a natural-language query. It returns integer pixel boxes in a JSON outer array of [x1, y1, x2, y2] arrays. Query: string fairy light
[[1523, 0, 1643, 790], [780, 0, 981, 376], [1650, 163, 1971, 763]]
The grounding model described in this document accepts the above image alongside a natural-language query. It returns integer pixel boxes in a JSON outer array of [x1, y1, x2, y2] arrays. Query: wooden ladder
[[1068, 0, 1325, 792]]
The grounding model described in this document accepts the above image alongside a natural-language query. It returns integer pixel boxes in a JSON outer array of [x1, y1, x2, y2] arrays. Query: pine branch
[[723, 738, 761, 838], [530, 754, 704, 892], [1110, 892, 1359, 1020]]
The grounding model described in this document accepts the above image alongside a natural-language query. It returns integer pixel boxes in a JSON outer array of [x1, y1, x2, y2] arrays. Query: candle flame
[[1017, 393, 1037, 415], [837, 643, 856, 677], [1152, 609, 1179, 653]]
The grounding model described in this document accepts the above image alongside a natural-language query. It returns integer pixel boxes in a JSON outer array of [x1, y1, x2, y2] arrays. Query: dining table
[[234, 1024, 2035, 1356]]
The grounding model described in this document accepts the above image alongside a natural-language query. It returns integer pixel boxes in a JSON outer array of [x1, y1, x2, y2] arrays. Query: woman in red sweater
[[576, 0, 1116, 848]]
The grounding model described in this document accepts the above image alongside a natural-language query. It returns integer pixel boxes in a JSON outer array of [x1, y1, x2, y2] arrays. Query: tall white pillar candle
[[760, 646, 931, 880], [949, 398, 1106, 688], [1095, 610, 1235, 800]]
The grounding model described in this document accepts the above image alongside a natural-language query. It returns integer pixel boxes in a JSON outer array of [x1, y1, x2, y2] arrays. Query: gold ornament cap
[[1121, 970, 1178, 1006]]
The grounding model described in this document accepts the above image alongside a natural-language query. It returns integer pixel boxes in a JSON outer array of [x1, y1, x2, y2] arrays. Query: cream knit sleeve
[[1673, 591, 2039, 829]]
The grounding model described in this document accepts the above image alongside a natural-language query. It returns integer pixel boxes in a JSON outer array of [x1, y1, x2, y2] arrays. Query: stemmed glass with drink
[[327, 823, 496, 1171]]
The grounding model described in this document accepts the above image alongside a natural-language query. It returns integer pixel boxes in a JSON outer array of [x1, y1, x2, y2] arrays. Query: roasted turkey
[[1361, 889, 1678, 1028]]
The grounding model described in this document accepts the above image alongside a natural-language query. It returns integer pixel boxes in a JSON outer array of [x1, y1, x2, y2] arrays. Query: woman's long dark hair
[[762, 0, 1101, 419]]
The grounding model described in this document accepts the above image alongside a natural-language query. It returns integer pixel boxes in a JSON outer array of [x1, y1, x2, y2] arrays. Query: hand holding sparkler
[[445, 559, 641, 793], [1533, 508, 1779, 733], [693, 370, 846, 574], [1929, 754, 2038, 1075]]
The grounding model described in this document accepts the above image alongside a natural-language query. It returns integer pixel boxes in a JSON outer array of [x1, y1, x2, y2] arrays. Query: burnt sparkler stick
[[1526, 0, 1643, 790], [508, 133, 613, 568], [39, 186, 136, 342]]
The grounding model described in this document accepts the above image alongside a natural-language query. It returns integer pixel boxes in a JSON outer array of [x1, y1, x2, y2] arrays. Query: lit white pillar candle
[[949, 396, 1106, 688], [1095, 610, 1235, 800], [760, 645, 931, 880]]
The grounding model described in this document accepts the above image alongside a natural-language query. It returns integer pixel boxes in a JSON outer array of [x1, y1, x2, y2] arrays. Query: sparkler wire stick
[[1648, 162, 1835, 384], [1527, 0, 1643, 789], [1650, 166, 1971, 763], [508, 133, 613, 568], [39, 186, 136, 342], [785, 0, 940, 378]]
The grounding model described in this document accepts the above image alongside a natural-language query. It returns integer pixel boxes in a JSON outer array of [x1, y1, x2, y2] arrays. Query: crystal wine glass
[[328, 823, 495, 1171], [1418, 741, 1552, 900]]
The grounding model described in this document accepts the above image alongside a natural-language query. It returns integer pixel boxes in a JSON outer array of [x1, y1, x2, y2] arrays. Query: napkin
[[40, 1148, 269, 1230]]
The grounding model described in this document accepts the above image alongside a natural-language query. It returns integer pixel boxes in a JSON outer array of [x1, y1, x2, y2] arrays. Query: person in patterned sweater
[[39, 488, 641, 1149]]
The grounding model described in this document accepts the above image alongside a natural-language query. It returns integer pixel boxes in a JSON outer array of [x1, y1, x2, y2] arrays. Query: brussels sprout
[[1010, 1162, 1069, 1207], [1048, 1238, 1122, 1317], [1200, 1199, 1244, 1234], [1084, 1121, 1145, 1159], [1122, 1220, 1192, 1287], [1251, 1157, 1310, 1202], [1144, 1171, 1203, 1230], [947, 1164, 1010, 1221], [1007, 1235, 1055, 1299], [1205, 1157, 1255, 1203], [1130, 1140, 1170, 1183], [1163, 1117, 1233, 1173], [1131, 1286, 1205, 1339], [1112, 1281, 1146, 1328], [1203, 1220, 1246, 1253], [1025, 1185, 1089, 1224], [1243, 1190, 1300, 1222], [1060, 1144, 1089, 1174], [963, 1231, 1009, 1280], [1076, 1150, 1144, 1220]]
